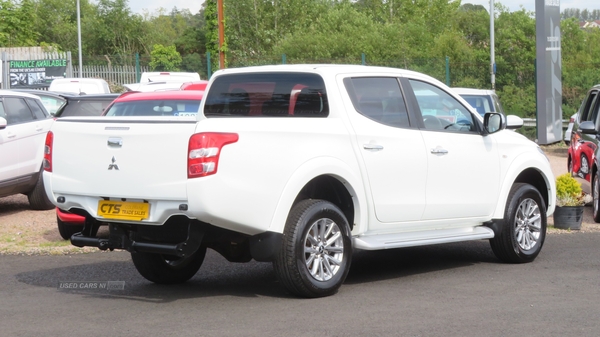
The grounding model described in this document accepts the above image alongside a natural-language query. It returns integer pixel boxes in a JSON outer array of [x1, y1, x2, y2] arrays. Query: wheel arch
[[266, 157, 367, 235], [492, 153, 556, 219]]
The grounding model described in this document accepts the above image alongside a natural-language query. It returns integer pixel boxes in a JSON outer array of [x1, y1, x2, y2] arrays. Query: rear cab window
[[203, 72, 328, 117]]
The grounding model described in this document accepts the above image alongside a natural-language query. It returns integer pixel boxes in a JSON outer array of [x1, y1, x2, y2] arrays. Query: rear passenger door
[[342, 76, 428, 228]]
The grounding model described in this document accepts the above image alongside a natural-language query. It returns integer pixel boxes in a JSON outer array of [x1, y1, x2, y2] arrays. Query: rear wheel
[[273, 199, 352, 298], [131, 246, 207, 284], [490, 183, 546, 263], [56, 216, 84, 240], [27, 172, 54, 210]]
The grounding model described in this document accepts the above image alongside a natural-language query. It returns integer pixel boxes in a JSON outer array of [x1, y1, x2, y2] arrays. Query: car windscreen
[[104, 99, 201, 117], [203, 72, 328, 117], [56, 99, 115, 117]]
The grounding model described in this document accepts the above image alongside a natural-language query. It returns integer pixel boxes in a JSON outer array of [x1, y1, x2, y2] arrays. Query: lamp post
[[77, 0, 83, 77], [217, 0, 225, 69], [490, 0, 495, 90]]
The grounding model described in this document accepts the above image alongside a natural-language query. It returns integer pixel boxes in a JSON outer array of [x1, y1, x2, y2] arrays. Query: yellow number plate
[[97, 200, 150, 221]]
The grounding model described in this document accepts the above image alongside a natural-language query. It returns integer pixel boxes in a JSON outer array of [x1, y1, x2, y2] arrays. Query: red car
[[180, 80, 209, 91], [568, 131, 596, 181], [56, 90, 204, 239]]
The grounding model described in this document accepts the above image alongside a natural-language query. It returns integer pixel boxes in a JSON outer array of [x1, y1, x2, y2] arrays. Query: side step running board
[[353, 226, 495, 250]]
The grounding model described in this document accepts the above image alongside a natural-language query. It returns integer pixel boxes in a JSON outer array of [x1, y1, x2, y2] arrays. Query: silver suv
[[0, 90, 55, 209]]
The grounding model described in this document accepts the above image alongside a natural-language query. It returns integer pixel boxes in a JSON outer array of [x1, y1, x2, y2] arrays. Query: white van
[[49, 78, 111, 94], [139, 72, 200, 83]]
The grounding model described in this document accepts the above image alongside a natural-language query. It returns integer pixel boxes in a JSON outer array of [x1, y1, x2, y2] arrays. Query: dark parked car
[[567, 84, 600, 221]]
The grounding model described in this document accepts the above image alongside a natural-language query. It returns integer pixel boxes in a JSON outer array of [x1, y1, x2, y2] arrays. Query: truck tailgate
[[50, 117, 197, 200]]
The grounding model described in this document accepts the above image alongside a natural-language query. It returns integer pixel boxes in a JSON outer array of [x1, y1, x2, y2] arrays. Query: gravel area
[[1, 146, 597, 255]]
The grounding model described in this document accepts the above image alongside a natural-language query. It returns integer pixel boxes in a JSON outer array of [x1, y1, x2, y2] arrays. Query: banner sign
[[535, 0, 562, 144], [8, 59, 67, 89]]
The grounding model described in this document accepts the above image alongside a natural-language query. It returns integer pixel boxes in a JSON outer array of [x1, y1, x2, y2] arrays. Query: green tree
[[0, 0, 38, 47], [149, 44, 182, 71]]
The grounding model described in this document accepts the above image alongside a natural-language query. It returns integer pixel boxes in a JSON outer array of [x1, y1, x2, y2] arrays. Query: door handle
[[363, 144, 384, 151], [430, 147, 448, 154], [7, 133, 16, 139]]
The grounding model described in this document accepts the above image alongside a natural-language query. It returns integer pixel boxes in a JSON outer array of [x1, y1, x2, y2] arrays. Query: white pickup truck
[[43, 65, 556, 298]]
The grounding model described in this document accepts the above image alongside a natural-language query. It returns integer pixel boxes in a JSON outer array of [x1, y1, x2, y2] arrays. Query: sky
[[462, 0, 599, 12], [125, 0, 598, 16], [128, 0, 204, 15]]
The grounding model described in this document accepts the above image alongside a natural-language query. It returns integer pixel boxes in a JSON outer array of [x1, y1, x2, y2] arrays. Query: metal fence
[[73, 64, 150, 86]]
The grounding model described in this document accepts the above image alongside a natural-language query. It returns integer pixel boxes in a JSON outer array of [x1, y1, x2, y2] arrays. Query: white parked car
[[0, 90, 55, 209], [44, 65, 555, 297], [123, 72, 202, 92], [139, 72, 201, 83], [452, 87, 504, 117], [564, 113, 577, 145], [48, 78, 111, 94]]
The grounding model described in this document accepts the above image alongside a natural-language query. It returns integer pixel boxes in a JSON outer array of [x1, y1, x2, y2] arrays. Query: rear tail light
[[188, 132, 238, 178], [44, 131, 54, 172], [570, 117, 575, 123]]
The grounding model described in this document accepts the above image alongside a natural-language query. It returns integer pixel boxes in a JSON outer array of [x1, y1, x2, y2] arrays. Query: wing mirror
[[506, 115, 523, 130], [0, 117, 7, 130], [484, 112, 505, 134], [579, 121, 597, 135]]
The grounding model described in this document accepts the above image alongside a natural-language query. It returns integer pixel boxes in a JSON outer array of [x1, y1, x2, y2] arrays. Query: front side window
[[204, 72, 328, 118], [26, 98, 49, 120], [580, 91, 598, 122], [344, 77, 410, 128], [409, 80, 476, 133]]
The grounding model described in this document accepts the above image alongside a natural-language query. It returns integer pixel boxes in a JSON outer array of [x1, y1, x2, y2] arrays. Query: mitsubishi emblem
[[108, 156, 119, 170]]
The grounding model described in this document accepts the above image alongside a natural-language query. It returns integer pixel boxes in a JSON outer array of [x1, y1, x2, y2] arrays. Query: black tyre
[[57, 216, 84, 240], [568, 157, 573, 175], [490, 183, 546, 263], [273, 199, 352, 298], [131, 246, 207, 284], [593, 174, 600, 223], [27, 172, 54, 210]]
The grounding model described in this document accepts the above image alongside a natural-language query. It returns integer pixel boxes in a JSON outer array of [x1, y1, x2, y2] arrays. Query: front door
[[406, 79, 500, 220]]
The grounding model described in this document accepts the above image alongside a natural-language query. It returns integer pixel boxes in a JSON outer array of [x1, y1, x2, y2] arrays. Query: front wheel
[[490, 183, 546, 263], [131, 246, 207, 284], [273, 199, 352, 298]]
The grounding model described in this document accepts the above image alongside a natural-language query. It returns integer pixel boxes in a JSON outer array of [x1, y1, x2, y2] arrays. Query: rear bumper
[[56, 207, 85, 224]]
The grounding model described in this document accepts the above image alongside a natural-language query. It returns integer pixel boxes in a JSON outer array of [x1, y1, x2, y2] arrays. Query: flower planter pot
[[553, 206, 584, 230]]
